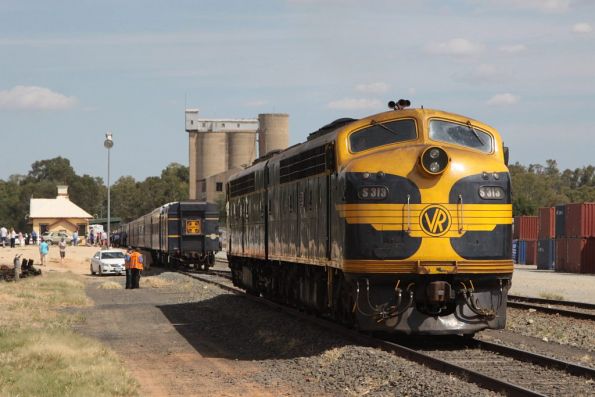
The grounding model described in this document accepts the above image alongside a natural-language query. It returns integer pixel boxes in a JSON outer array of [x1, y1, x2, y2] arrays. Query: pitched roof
[[29, 196, 93, 219]]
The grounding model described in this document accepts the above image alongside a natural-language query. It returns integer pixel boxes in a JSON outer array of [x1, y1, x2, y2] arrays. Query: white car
[[90, 250, 126, 276]]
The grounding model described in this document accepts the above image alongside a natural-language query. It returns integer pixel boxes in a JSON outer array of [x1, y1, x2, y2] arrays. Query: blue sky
[[1, 0, 594, 182]]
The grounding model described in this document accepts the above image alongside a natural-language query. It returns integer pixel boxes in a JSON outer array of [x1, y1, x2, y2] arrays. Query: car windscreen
[[349, 119, 417, 153], [101, 252, 125, 259], [429, 119, 493, 153]]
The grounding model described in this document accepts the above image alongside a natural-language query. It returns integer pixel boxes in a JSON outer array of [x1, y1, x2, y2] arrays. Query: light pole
[[104, 132, 113, 248]]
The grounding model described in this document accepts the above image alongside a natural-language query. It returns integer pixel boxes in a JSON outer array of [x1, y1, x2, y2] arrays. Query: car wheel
[[90, 264, 96, 275], [98, 267, 103, 276]]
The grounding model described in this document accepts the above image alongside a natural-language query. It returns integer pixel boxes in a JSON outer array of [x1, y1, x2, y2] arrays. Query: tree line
[[0, 157, 188, 231], [1, 156, 594, 231], [510, 160, 595, 215]]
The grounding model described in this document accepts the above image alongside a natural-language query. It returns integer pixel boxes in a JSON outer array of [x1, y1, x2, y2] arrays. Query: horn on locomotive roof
[[388, 99, 411, 110]]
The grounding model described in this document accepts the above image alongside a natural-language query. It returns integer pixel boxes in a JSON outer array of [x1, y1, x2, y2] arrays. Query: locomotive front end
[[335, 108, 513, 335]]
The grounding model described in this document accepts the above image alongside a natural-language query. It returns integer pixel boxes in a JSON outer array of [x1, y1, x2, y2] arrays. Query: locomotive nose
[[419, 146, 449, 175]]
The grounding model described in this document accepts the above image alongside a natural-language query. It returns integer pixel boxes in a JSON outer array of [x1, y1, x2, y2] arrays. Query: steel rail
[[176, 270, 577, 397], [507, 301, 595, 321], [508, 294, 595, 310], [474, 339, 595, 379]]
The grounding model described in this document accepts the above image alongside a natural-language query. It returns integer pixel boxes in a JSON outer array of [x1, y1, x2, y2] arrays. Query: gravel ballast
[[80, 271, 502, 396]]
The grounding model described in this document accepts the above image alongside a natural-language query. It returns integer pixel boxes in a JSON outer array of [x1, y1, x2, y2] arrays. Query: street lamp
[[104, 132, 113, 248]]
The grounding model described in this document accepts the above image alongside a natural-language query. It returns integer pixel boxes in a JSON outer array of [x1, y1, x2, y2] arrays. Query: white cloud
[[425, 38, 484, 56], [355, 82, 389, 94], [486, 93, 520, 106], [243, 99, 268, 107], [327, 98, 382, 110], [455, 64, 510, 84], [572, 22, 592, 33], [499, 44, 527, 53], [0, 85, 77, 110]]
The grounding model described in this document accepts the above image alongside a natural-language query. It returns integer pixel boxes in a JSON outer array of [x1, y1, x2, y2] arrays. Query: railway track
[[508, 294, 595, 321], [178, 269, 595, 397]]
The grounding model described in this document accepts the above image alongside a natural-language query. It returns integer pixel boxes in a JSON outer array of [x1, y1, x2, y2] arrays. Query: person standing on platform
[[10, 228, 16, 248], [39, 239, 49, 266], [58, 238, 67, 264], [124, 247, 133, 289], [129, 248, 144, 289], [72, 230, 78, 247], [31, 230, 37, 245], [0, 226, 7, 247]]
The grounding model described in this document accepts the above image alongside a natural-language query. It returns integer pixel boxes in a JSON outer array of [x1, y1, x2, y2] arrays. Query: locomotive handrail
[[458, 194, 464, 233]]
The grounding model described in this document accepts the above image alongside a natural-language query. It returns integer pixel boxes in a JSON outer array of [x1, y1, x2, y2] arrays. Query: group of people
[[0, 226, 38, 248], [125, 247, 143, 289], [88, 229, 109, 248], [37, 238, 67, 266]]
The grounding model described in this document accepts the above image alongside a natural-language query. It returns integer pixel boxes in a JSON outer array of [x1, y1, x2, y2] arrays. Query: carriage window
[[429, 119, 493, 153], [349, 119, 417, 153]]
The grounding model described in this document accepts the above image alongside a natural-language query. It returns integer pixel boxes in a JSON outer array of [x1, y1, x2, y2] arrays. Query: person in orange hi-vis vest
[[129, 248, 144, 289]]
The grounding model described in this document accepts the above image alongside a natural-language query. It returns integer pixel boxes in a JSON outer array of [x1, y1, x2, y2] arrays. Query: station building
[[29, 185, 93, 237]]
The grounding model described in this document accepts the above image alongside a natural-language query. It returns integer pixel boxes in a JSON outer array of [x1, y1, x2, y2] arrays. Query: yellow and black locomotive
[[227, 100, 512, 335]]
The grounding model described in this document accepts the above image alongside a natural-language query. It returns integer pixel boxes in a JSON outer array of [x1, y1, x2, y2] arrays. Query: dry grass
[[98, 281, 124, 289], [0, 272, 138, 396], [140, 276, 174, 288]]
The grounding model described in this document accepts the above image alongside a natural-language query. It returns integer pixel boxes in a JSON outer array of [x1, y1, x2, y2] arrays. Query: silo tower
[[258, 113, 289, 157]]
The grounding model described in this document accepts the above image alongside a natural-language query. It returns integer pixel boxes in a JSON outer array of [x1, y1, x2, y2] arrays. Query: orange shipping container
[[513, 216, 539, 241], [525, 240, 538, 265], [565, 203, 595, 238], [565, 238, 595, 274], [538, 207, 555, 239]]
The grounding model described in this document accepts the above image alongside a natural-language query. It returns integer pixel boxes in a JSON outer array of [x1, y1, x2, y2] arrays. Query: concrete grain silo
[[186, 109, 259, 199], [228, 130, 257, 169], [258, 113, 289, 157], [197, 129, 227, 179]]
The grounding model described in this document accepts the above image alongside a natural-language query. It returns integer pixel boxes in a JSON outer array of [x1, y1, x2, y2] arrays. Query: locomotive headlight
[[421, 146, 448, 175], [358, 186, 389, 200], [478, 186, 505, 200]]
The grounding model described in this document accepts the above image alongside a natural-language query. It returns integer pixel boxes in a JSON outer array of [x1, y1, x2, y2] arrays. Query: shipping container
[[555, 204, 566, 238], [538, 207, 555, 239], [517, 240, 527, 265], [555, 238, 568, 272], [565, 237, 595, 274], [525, 240, 538, 265], [512, 239, 518, 264], [565, 202, 595, 238], [513, 216, 539, 241], [537, 239, 555, 270]]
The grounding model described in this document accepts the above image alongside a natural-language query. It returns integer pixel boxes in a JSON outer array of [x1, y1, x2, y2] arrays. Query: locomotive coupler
[[426, 281, 452, 304]]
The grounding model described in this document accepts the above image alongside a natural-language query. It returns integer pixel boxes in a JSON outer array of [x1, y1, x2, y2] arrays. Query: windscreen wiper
[[466, 121, 484, 145], [371, 120, 400, 137]]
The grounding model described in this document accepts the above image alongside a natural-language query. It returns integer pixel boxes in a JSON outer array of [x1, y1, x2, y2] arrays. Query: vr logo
[[420, 205, 451, 236]]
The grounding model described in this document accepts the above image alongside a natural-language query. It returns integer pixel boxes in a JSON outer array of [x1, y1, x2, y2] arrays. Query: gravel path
[[76, 270, 500, 396]]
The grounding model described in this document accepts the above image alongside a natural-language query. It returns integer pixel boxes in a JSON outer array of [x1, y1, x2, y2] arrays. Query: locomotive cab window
[[429, 119, 493, 153], [349, 119, 417, 153]]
